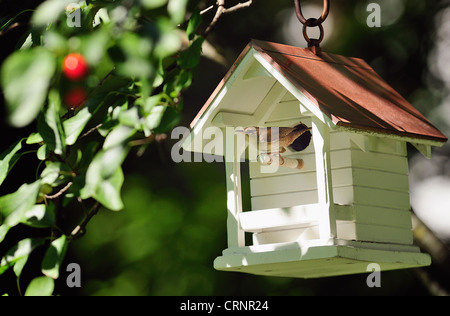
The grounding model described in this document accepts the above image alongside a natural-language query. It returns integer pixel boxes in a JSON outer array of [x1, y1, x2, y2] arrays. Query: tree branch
[[222, 0, 253, 14], [45, 182, 73, 200], [412, 212, 450, 295], [70, 202, 101, 240], [203, 0, 253, 36]]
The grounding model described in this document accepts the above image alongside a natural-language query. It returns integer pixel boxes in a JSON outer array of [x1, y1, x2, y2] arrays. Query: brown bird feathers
[[239, 123, 312, 153]]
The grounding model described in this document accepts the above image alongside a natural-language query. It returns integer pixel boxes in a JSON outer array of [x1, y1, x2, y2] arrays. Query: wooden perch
[[258, 153, 304, 170]]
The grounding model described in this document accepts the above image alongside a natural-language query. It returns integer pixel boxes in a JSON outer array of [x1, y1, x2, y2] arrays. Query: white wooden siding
[[240, 93, 413, 245]]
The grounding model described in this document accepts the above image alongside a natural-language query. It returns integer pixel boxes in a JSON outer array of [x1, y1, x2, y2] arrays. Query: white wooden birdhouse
[[182, 40, 448, 278]]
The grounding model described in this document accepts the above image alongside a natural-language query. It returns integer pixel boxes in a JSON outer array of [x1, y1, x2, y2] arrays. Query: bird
[[237, 122, 312, 153]]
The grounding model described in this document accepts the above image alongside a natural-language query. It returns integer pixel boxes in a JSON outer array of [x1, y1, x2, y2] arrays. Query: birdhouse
[[182, 40, 448, 278]]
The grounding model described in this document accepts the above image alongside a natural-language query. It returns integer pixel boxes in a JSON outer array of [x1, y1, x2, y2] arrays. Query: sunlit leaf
[[0, 225, 10, 243], [42, 235, 68, 279], [168, 0, 187, 24], [13, 257, 28, 278], [32, 0, 73, 27], [146, 105, 167, 130], [40, 162, 72, 186], [141, 0, 168, 9], [0, 180, 41, 227], [37, 90, 66, 155], [94, 167, 124, 211], [0, 238, 45, 276], [24, 276, 55, 296], [81, 145, 128, 211], [63, 76, 130, 145], [1, 47, 56, 127], [21, 204, 56, 228], [0, 139, 23, 187], [103, 125, 136, 150], [26, 133, 43, 145]]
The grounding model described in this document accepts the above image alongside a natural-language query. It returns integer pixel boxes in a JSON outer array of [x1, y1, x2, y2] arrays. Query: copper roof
[[191, 40, 447, 145]]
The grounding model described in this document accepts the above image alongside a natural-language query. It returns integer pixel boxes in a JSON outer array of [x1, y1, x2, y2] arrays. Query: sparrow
[[237, 123, 312, 153]]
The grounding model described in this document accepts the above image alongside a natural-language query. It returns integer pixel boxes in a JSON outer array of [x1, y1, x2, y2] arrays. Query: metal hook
[[294, 0, 330, 27]]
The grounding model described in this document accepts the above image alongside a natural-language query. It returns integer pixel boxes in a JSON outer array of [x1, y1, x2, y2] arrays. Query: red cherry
[[64, 87, 88, 109], [63, 53, 89, 81]]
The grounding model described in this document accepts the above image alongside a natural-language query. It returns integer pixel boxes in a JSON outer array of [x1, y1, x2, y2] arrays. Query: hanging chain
[[294, 0, 330, 49]]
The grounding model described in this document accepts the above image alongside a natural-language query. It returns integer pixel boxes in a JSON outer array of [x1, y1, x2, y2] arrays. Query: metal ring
[[294, 0, 330, 27], [302, 18, 324, 45]]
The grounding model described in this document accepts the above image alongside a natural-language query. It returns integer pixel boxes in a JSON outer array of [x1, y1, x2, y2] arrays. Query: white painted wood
[[280, 90, 297, 103], [251, 190, 318, 210], [334, 124, 444, 148], [215, 240, 431, 278], [252, 226, 320, 245], [185, 49, 256, 151], [336, 222, 413, 245], [222, 239, 422, 256], [224, 130, 245, 248], [243, 60, 272, 80], [332, 168, 410, 193], [250, 172, 318, 197], [239, 204, 321, 232], [312, 117, 337, 241], [412, 142, 432, 158], [250, 154, 316, 178], [334, 186, 410, 210], [366, 135, 407, 156], [212, 112, 256, 128], [333, 149, 409, 174], [334, 204, 354, 221], [252, 82, 286, 125], [264, 101, 303, 123], [351, 204, 413, 228], [252, 52, 337, 129]]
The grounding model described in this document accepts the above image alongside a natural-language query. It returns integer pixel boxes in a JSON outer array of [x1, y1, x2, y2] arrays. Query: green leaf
[[0, 238, 45, 276], [24, 276, 54, 296], [153, 18, 182, 59], [63, 108, 93, 146], [153, 106, 181, 133], [13, 257, 28, 278], [63, 76, 130, 145], [26, 133, 43, 145], [0, 225, 10, 243], [0, 181, 41, 227], [114, 32, 154, 78], [145, 105, 166, 130], [37, 144, 48, 161], [118, 107, 141, 129], [0, 139, 23, 187], [187, 10, 202, 41], [177, 36, 204, 69], [1, 47, 56, 128], [103, 125, 136, 150], [168, 0, 188, 24], [40, 162, 72, 186], [21, 204, 55, 228], [81, 145, 128, 211], [31, 0, 73, 27], [141, 0, 168, 9], [42, 235, 68, 279], [94, 167, 124, 211], [37, 90, 66, 155]]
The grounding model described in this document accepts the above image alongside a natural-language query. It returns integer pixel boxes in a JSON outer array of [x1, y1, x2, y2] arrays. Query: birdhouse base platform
[[214, 240, 431, 279]]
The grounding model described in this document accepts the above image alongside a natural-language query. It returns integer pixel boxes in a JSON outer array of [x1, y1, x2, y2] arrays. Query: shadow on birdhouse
[[182, 40, 448, 279]]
